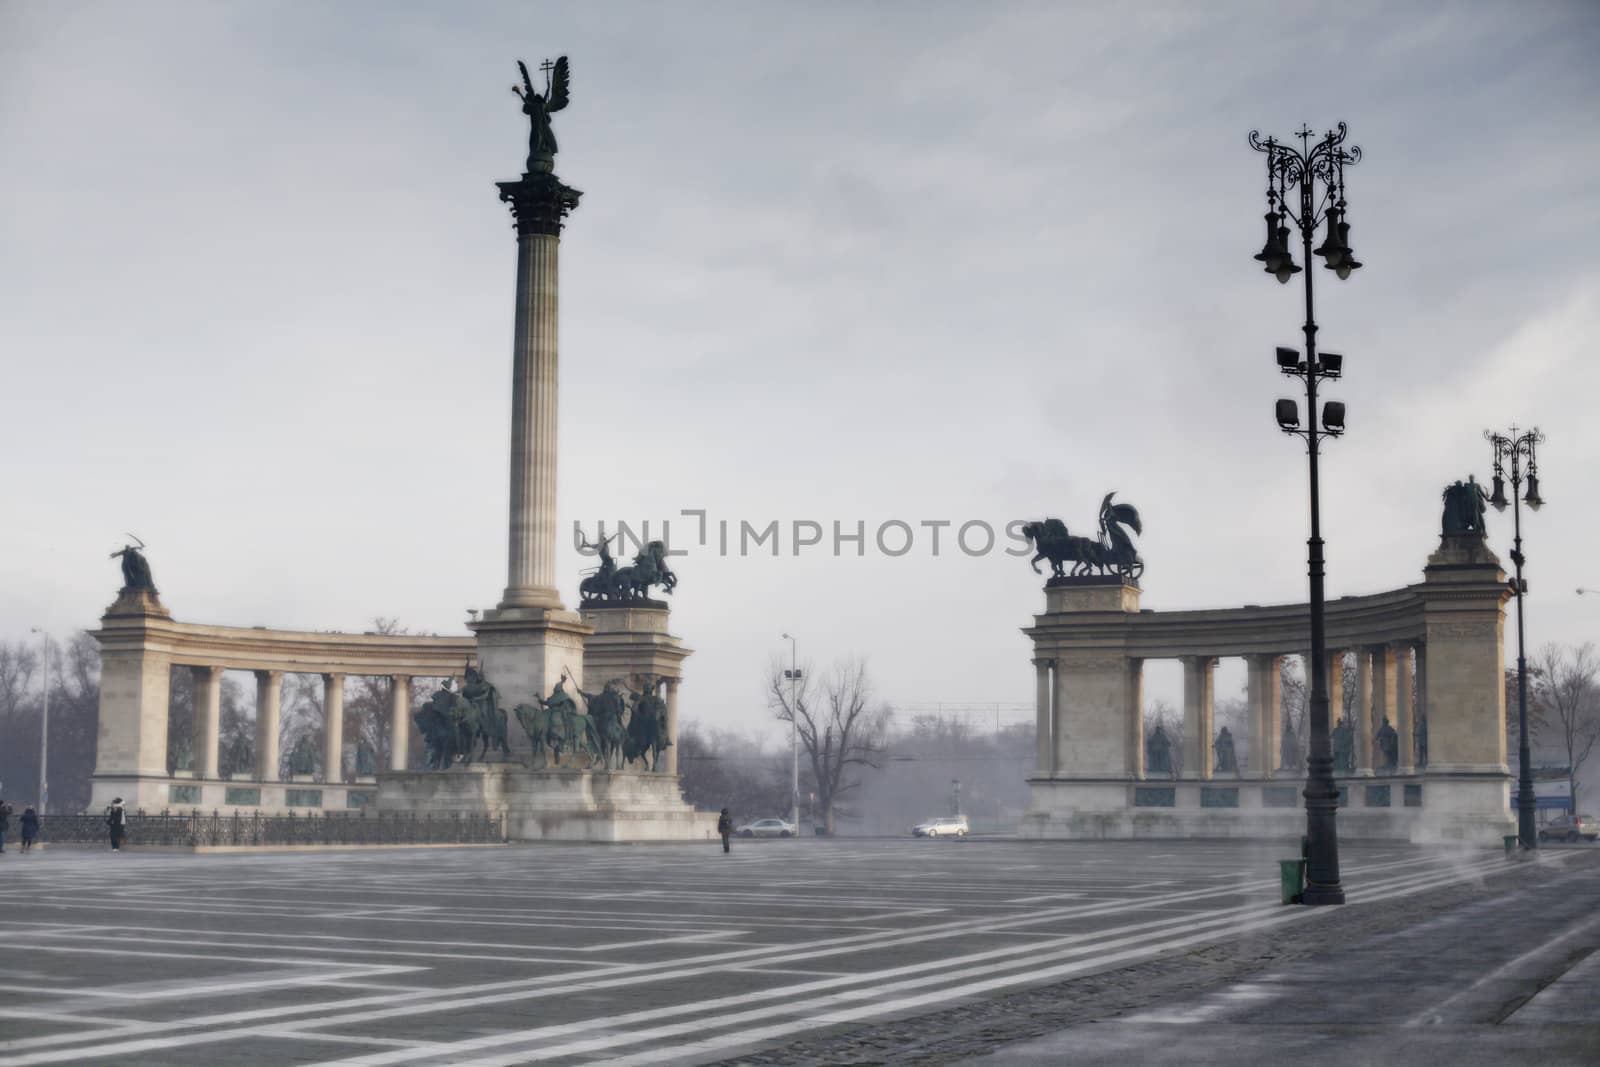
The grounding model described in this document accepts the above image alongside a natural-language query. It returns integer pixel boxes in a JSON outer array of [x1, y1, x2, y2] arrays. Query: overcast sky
[[3, 1, 1598, 737]]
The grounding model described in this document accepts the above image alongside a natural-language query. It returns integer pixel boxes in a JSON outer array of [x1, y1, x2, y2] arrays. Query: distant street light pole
[[781, 632, 800, 831], [29, 627, 50, 816], [1486, 426, 1545, 851], [1251, 123, 1363, 906]]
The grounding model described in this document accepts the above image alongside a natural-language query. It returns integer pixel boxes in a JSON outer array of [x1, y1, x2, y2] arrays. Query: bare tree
[[768, 656, 891, 833], [1532, 643, 1600, 810], [0, 640, 39, 721], [1280, 657, 1307, 744]]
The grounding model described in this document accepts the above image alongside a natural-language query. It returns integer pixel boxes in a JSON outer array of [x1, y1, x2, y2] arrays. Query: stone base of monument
[[377, 766, 716, 843], [1020, 772, 1514, 845]]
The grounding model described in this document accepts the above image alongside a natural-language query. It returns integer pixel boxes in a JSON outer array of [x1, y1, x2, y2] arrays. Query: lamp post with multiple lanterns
[[1485, 426, 1545, 850], [1251, 123, 1362, 906]]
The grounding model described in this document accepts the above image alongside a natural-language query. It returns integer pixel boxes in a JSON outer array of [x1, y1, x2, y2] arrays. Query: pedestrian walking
[[20, 807, 39, 854], [0, 799, 11, 853], [717, 807, 733, 854], [106, 797, 128, 852]]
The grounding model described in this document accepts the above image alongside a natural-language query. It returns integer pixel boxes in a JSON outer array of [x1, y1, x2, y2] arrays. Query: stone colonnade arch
[[1021, 536, 1515, 844]]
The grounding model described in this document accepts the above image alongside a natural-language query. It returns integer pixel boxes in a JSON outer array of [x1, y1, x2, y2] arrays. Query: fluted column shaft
[[501, 233, 563, 610], [254, 670, 282, 780], [323, 673, 345, 783]]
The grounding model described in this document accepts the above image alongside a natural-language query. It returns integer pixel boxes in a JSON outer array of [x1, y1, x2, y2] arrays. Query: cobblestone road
[[0, 838, 1590, 1065]]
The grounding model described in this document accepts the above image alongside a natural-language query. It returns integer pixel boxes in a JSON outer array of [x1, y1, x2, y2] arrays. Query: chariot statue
[[1022, 493, 1144, 580], [578, 534, 679, 604]]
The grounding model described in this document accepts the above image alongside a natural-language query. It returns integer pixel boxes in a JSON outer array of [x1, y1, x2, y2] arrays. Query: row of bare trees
[[0, 633, 101, 813], [1505, 643, 1600, 810]]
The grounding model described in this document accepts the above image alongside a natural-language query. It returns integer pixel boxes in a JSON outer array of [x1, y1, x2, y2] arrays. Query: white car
[[912, 815, 969, 838], [736, 818, 797, 838]]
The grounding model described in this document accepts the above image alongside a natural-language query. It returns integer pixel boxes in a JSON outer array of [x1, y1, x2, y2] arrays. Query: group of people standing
[[0, 800, 41, 854], [0, 797, 129, 854]]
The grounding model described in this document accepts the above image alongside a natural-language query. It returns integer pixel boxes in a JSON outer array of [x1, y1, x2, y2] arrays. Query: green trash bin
[[1279, 858, 1305, 905], [1504, 834, 1519, 856]]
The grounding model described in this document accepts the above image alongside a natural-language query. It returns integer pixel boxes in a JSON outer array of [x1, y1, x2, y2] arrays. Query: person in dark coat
[[19, 807, 39, 854], [106, 798, 128, 852], [0, 800, 11, 853], [717, 808, 733, 853]]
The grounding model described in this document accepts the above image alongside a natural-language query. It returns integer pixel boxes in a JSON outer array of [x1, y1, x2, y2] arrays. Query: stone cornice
[[92, 614, 474, 677]]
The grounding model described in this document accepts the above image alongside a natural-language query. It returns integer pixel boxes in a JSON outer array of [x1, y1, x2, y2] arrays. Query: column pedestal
[[472, 608, 593, 765]]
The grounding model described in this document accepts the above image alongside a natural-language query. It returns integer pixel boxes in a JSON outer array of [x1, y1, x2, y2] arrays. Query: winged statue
[[513, 56, 570, 172]]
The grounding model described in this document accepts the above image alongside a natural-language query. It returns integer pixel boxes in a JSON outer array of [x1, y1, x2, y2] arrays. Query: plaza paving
[[0, 838, 1594, 1065]]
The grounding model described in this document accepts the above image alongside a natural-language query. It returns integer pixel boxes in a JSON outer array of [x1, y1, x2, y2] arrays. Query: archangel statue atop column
[[512, 56, 570, 173]]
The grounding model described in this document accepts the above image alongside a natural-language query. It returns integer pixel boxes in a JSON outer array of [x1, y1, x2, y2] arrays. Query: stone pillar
[[389, 675, 411, 771], [1246, 655, 1281, 779], [1126, 658, 1144, 778], [1349, 648, 1371, 775], [1034, 660, 1053, 777], [1414, 645, 1429, 767], [322, 673, 345, 783], [193, 665, 223, 779], [90, 598, 174, 810], [496, 168, 581, 612], [254, 670, 282, 781], [1394, 645, 1415, 773], [663, 678, 680, 775], [1051, 660, 1069, 773], [1180, 656, 1215, 779], [1371, 645, 1397, 771]]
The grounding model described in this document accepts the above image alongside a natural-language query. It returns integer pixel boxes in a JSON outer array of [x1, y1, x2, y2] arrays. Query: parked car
[[1537, 814, 1598, 843], [912, 815, 969, 838], [736, 818, 797, 838]]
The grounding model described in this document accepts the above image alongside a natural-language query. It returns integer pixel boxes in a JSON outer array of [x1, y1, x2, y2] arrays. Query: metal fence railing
[[39, 809, 505, 848]]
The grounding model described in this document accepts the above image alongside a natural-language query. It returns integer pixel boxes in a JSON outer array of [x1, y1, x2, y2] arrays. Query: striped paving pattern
[[0, 839, 1555, 1065]]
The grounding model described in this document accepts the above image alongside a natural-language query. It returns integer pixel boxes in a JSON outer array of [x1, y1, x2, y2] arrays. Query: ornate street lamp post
[[1251, 123, 1363, 906], [1485, 426, 1545, 850]]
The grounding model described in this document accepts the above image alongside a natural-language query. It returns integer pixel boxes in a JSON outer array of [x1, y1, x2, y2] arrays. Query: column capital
[[190, 664, 224, 680], [321, 671, 346, 684], [254, 668, 282, 684], [497, 172, 583, 237]]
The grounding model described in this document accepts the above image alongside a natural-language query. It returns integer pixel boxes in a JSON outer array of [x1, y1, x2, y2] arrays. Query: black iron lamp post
[[1486, 426, 1545, 850], [1251, 123, 1362, 906]]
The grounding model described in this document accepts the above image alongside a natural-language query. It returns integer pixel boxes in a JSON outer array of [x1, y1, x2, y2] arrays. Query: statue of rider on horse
[[1021, 492, 1144, 580]]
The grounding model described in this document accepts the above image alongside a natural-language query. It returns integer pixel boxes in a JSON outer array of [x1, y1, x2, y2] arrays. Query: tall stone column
[[1353, 648, 1373, 776], [1414, 645, 1429, 767], [1371, 645, 1397, 770], [1050, 659, 1069, 773], [322, 673, 345, 784], [1393, 645, 1415, 773], [389, 675, 411, 771], [1125, 658, 1144, 778], [254, 670, 282, 781], [663, 678, 680, 775], [1246, 655, 1281, 779], [1034, 660, 1053, 777], [496, 169, 582, 611], [193, 666, 222, 779], [1180, 656, 1215, 779]]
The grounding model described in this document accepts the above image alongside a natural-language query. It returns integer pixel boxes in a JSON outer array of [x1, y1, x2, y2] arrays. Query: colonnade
[[1032, 644, 1428, 781], [184, 668, 419, 783]]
